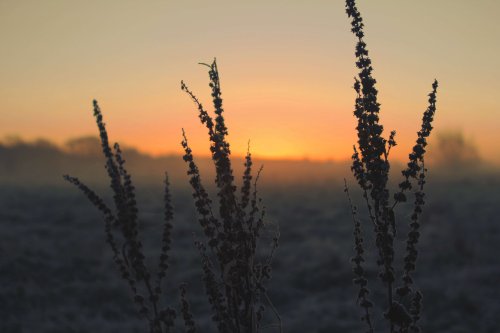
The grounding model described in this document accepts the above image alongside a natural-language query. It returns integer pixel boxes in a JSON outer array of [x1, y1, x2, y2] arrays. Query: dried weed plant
[[345, 1, 438, 332], [64, 102, 181, 333], [180, 59, 280, 333], [62, 2, 441, 332], [64, 61, 280, 333]]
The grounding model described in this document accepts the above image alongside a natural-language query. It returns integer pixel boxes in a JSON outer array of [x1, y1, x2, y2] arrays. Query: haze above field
[[1, 1, 499, 163], [0, 133, 491, 187]]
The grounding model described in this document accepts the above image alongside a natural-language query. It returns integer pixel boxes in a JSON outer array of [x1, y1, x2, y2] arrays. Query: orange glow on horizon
[[1, 1, 499, 165]]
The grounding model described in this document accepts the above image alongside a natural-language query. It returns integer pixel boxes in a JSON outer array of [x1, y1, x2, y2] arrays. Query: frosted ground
[[1, 170, 499, 332]]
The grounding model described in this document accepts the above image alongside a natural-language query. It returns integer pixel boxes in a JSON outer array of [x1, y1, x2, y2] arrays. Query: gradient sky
[[1, 0, 499, 163]]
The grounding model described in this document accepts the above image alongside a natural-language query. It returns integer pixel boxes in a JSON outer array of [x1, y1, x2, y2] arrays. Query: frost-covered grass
[[0, 176, 499, 332]]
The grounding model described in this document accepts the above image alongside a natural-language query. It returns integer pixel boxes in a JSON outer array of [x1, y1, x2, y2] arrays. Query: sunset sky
[[1, 0, 499, 163]]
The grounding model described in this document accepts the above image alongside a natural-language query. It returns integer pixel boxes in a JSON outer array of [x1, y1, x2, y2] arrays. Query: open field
[[1, 167, 499, 332]]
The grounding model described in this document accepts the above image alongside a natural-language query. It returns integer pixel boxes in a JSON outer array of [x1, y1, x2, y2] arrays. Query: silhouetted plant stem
[[65, 101, 177, 333], [345, 1, 438, 332], [181, 59, 279, 333], [345, 179, 374, 333], [346, 0, 396, 324], [180, 283, 198, 333], [156, 174, 174, 297]]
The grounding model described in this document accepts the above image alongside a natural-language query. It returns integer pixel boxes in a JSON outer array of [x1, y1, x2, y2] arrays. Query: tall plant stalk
[[64, 101, 178, 333], [181, 59, 280, 333], [345, 1, 438, 332]]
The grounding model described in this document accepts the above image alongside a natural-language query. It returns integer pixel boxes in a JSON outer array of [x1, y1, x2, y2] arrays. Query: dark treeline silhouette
[[0, 136, 350, 187], [0, 133, 491, 188]]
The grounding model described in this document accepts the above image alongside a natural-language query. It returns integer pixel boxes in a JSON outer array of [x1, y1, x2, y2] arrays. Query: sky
[[1, 0, 499, 163]]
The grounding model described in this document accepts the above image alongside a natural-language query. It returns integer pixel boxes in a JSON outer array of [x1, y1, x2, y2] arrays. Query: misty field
[[1, 170, 499, 332], [2, 0, 500, 331]]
